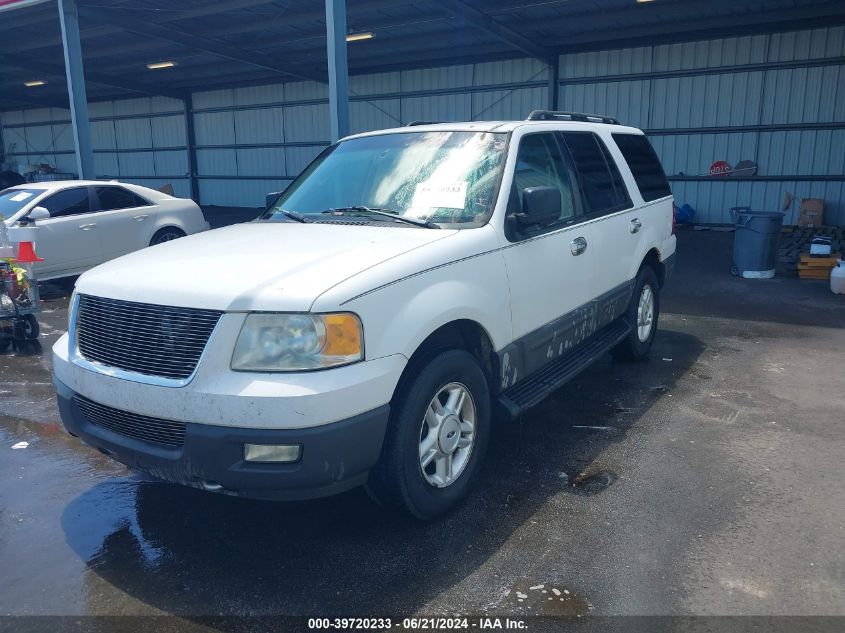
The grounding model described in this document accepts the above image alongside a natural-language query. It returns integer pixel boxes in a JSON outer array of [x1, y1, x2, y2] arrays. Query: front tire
[[368, 349, 490, 520], [613, 266, 660, 361]]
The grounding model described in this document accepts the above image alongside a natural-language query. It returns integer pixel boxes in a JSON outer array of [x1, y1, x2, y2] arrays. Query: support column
[[184, 94, 200, 203], [57, 0, 94, 179], [548, 56, 560, 111], [325, 0, 349, 141]]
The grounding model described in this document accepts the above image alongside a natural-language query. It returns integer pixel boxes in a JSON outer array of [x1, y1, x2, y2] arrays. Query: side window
[[95, 186, 150, 211], [509, 133, 578, 224], [612, 134, 671, 202], [41, 187, 92, 218], [561, 132, 631, 216]]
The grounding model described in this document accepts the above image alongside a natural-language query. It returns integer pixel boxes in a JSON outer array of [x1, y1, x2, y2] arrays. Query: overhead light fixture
[[146, 61, 177, 70], [636, 0, 656, 3], [24, 80, 46, 87], [346, 31, 374, 42]]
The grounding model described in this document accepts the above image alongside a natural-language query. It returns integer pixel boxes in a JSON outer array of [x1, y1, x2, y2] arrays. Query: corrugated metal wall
[[2, 26, 843, 224], [1, 96, 190, 198], [559, 27, 845, 225], [190, 57, 548, 206]]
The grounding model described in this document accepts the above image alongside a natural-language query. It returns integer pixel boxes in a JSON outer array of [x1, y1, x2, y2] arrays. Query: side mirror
[[511, 186, 560, 228], [27, 206, 50, 221]]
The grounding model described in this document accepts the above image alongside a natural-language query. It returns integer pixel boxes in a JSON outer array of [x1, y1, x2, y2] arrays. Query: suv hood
[[75, 221, 456, 311]]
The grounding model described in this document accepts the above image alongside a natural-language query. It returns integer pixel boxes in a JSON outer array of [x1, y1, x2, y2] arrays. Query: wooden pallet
[[797, 252, 840, 280], [776, 227, 844, 276]]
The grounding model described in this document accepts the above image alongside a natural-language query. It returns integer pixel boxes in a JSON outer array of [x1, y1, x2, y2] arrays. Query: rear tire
[[149, 227, 186, 246], [613, 266, 660, 361], [368, 349, 490, 520]]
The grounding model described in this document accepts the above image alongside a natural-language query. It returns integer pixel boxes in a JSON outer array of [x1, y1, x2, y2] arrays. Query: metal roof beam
[[548, 2, 845, 51], [438, 0, 555, 63], [533, 0, 845, 45], [196, 0, 419, 39], [2, 0, 316, 55], [78, 0, 282, 22], [78, 12, 449, 63], [78, 6, 327, 84]]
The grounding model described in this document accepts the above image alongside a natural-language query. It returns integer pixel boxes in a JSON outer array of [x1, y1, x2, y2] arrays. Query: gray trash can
[[730, 207, 783, 279]]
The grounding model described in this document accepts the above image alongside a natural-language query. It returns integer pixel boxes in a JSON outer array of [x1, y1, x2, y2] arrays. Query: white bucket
[[831, 261, 845, 295], [741, 269, 775, 279]]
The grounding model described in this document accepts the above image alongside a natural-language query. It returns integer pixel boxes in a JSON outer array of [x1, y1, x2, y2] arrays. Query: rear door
[[34, 186, 100, 277], [560, 131, 636, 326], [500, 131, 598, 380], [91, 185, 156, 260]]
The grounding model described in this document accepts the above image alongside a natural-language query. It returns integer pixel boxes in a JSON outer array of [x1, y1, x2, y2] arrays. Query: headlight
[[231, 313, 363, 372]]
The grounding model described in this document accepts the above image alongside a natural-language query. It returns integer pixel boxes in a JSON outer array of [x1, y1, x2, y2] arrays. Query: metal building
[[1, 0, 844, 225]]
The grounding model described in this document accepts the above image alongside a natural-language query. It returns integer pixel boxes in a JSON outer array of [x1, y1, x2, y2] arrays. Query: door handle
[[133, 214, 149, 221], [570, 236, 588, 256], [78, 223, 96, 230], [630, 218, 642, 234]]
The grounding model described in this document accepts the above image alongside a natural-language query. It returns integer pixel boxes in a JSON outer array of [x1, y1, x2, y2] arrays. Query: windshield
[[0, 188, 42, 221], [263, 131, 509, 227]]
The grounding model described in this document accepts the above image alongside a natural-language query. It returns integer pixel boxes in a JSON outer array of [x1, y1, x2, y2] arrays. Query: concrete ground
[[0, 227, 843, 627]]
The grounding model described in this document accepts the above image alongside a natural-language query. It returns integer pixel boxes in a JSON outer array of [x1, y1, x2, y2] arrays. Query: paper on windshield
[[411, 181, 467, 210], [9, 192, 33, 202]]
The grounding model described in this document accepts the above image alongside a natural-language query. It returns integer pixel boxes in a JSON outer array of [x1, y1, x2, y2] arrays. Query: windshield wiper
[[322, 206, 437, 229], [279, 209, 310, 223]]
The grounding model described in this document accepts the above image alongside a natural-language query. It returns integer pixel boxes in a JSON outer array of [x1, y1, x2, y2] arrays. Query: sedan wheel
[[150, 229, 185, 246]]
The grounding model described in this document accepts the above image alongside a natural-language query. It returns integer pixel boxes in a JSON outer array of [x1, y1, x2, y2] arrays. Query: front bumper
[[55, 377, 390, 500]]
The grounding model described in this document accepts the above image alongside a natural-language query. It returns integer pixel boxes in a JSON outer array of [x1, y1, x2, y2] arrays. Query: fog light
[[244, 443, 301, 463]]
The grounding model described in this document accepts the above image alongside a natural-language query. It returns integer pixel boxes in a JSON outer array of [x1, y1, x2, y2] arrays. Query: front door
[[499, 132, 597, 384], [33, 186, 100, 277]]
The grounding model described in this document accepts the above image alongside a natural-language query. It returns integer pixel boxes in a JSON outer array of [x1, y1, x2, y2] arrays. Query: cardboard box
[[798, 198, 825, 228]]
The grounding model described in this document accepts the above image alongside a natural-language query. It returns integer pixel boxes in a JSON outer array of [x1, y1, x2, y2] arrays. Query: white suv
[[52, 111, 676, 519]]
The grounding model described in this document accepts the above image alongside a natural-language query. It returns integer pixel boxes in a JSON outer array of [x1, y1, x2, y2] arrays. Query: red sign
[[709, 161, 732, 177], [0, 0, 51, 12]]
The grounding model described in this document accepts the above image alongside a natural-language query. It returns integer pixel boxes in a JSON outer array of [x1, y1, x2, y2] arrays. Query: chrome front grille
[[74, 395, 186, 448], [75, 294, 223, 380]]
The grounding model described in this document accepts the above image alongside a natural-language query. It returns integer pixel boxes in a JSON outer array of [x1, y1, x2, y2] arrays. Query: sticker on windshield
[[9, 192, 33, 202], [411, 181, 468, 210]]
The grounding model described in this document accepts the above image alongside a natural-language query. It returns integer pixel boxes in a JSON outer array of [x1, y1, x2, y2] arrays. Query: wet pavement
[[1, 229, 844, 621]]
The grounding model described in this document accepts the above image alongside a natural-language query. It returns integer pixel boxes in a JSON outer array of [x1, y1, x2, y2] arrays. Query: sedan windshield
[[0, 188, 42, 220], [264, 131, 508, 227]]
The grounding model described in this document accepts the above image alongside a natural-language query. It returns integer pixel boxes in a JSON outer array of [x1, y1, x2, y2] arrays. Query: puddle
[[507, 581, 591, 616], [566, 470, 618, 496]]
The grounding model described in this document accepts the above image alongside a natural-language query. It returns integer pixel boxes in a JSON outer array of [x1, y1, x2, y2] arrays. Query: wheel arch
[[639, 247, 666, 287], [392, 319, 500, 404], [149, 224, 187, 245]]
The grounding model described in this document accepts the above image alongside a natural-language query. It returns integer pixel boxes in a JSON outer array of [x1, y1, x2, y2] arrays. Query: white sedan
[[0, 180, 209, 280]]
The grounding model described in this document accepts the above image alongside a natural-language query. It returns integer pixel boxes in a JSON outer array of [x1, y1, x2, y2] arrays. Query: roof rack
[[525, 110, 620, 125], [406, 120, 441, 126]]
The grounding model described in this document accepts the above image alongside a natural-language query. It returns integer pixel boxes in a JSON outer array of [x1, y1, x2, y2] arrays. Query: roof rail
[[526, 110, 620, 125], [406, 120, 441, 126]]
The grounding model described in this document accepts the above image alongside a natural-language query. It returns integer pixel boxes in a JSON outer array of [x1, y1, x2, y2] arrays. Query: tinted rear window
[[95, 186, 150, 211], [612, 134, 671, 202], [561, 132, 631, 215]]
